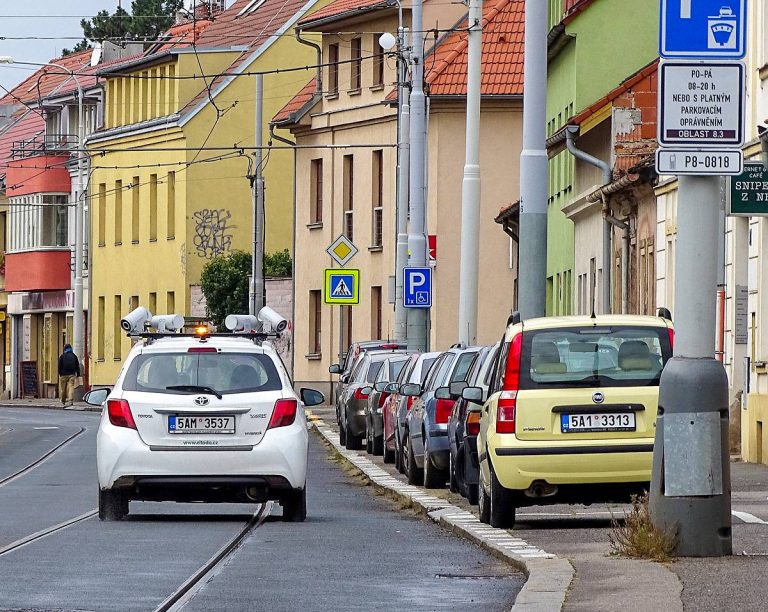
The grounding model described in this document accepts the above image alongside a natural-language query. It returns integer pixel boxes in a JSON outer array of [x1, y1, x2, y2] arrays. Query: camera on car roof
[[121, 307, 185, 335], [225, 307, 288, 334]]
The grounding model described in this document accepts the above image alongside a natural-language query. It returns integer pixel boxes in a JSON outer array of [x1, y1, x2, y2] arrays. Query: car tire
[[365, 426, 373, 454], [339, 423, 347, 446], [423, 434, 446, 489], [282, 487, 307, 522], [345, 432, 362, 451], [478, 473, 490, 524], [372, 435, 384, 456], [449, 451, 459, 494], [489, 463, 515, 529], [406, 433, 423, 486], [99, 488, 128, 521], [383, 442, 395, 464], [395, 435, 404, 473]]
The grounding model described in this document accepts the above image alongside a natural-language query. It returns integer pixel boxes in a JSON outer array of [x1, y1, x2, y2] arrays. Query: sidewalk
[[0, 399, 100, 412]]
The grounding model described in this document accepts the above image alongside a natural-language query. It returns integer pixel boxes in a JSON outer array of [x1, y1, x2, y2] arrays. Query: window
[[350, 38, 362, 90], [113, 295, 122, 360], [371, 149, 383, 247], [98, 183, 106, 246], [309, 290, 322, 355], [310, 159, 323, 224], [371, 286, 382, 339], [373, 35, 385, 87], [167, 291, 176, 314], [114, 181, 122, 244], [343, 155, 354, 241], [167, 171, 176, 239], [41, 195, 68, 247], [149, 292, 157, 315], [131, 176, 140, 243], [328, 44, 339, 95], [149, 174, 158, 241], [97, 296, 105, 361]]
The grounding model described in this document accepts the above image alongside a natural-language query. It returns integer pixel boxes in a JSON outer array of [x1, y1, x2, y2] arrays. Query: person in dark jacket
[[58, 344, 81, 406]]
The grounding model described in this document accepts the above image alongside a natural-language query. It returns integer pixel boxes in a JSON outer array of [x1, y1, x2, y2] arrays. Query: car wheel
[[395, 435, 404, 473], [99, 488, 128, 521], [372, 434, 384, 456], [345, 431, 362, 451], [282, 487, 307, 522], [489, 463, 515, 529], [383, 440, 395, 464], [478, 471, 490, 524], [339, 423, 347, 446], [466, 484, 479, 505], [406, 433, 423, 486], [365, 425, 373, 454], [449, 451, 459, 494], [423, 434, 446, 489]]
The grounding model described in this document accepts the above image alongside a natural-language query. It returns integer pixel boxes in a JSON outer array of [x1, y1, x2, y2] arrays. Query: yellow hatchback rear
[[475, 314, 673, 528]]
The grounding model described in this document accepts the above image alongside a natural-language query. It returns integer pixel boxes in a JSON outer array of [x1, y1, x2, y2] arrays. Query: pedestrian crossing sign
[[324, 269, 360, 305]]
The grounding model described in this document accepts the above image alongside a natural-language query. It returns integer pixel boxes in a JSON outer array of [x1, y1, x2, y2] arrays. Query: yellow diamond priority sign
[[326, 234, 358, 268]]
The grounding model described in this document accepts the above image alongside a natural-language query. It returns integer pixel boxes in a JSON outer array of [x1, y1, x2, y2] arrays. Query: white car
[[86, 316, 323, 523]]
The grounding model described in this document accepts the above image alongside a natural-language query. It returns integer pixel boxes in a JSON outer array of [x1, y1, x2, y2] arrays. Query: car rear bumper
[[370, 411, 384, 437], [97, 418, 308, 493], [346, 411, 367, 437]]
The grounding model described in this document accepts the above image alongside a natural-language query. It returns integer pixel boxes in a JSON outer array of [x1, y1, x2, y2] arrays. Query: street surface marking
[[33, 426, 60, 430], [732, 510, 768, 524]]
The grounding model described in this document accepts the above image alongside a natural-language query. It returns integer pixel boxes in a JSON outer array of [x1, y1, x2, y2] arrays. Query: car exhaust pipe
[[245, 486, 264, 501], [524, 480, 558, 499]]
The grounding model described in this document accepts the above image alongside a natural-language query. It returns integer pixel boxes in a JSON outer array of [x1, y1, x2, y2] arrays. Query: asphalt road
[[0, 407, 522, 611]]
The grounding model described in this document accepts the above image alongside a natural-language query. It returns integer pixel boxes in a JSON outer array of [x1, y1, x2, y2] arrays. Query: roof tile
[[272, 77, 318, 123], [298, 0, 389, 27]]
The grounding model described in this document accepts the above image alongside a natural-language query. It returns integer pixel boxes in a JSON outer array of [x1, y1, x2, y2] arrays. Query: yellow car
[[466, 313, 674, 528]]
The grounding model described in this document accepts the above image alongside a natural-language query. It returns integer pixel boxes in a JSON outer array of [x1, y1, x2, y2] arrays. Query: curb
[[312, 420, 574, 612], [0, 403, 101, 413]]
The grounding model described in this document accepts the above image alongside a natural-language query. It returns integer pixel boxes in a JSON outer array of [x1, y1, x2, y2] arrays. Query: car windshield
[[123, 352, 282, 395], [520, 326, 672, 389]]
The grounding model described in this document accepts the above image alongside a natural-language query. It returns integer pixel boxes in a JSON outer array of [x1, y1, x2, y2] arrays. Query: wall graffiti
[[193, 209, 235, 258]]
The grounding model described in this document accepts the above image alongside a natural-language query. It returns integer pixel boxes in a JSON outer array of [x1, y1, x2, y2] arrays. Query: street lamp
[[0, 57, 87, 367]]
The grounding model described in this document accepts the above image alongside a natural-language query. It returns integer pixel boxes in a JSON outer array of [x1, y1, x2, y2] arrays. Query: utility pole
[[457, 0, 482, 345], [74, 80, 85, 365], [250, 73, 265, 315], [406, 0, 428, 351], [393, 27, 410, 343], [517, 0, 548, 319]]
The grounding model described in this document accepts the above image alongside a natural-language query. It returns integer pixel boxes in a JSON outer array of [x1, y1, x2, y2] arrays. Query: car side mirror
[[462, 386, 485, 405], [400, 383, 422, 397], [329, 364, 341, 374], [434, 386, 451, 400], [84, 388, 109, 406], [340, 374, 350, 383], [300, 388, 325, 407], [449, 381, 468, 398], [385, 382, 399, 393], [374, 381, 389, 392], [361, 386, 373, 396]]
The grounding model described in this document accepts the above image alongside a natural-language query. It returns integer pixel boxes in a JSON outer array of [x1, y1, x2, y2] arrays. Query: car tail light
[[466, 411, 481, 436], [188, 347, 217, 353], [406, 396, 415, 411], [107, 399, 136, 430], [354, 387, 370, 401], [378, 392, 390, 408], [497, 333, 523, 434], [269, 399, 297, 429], [435, 399, 453, 424], [380, 344, 400, 349], [667, 328, 675, 351]]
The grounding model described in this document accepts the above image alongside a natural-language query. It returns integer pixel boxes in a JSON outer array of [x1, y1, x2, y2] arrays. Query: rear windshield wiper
[[166, 385, 223, 400]]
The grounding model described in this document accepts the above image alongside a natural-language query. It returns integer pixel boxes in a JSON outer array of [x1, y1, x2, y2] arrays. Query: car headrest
[[618, 341, 652, 371]]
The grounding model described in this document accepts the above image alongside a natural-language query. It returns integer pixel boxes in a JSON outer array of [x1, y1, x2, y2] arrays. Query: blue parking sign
[[660, 0, 747, 59], [404, 267, 432, 309]]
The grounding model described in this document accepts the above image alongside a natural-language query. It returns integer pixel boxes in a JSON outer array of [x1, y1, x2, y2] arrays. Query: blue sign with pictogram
[[324, 269, 360, 305], [660, 0, 747, 59], [404, 267, 432, 309]]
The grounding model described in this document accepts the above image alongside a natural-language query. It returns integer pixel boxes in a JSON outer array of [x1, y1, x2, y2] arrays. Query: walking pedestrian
[[58, 344, 81, 407]]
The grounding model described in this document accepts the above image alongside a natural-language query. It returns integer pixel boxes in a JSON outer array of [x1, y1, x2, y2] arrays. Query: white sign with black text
[[655, 148, 743, 176]]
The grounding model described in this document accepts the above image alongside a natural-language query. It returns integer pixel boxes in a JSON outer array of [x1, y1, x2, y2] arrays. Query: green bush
[[199, 250, 251, 327], [264, 249, 292, 278]]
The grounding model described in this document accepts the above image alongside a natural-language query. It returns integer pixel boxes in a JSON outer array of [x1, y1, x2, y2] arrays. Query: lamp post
[[0, 57, 86, 365]]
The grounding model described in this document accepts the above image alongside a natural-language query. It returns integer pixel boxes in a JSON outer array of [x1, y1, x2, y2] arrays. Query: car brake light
[[379, 392, 390, 407], [498, 333, 523, 434], [667, 328, 675, 351], [354, 387, 370, 400], [269, 398, 297, 429], [188, 347, 217, 353], [466, 411, 481, 436], [107, 399, 136, 430], [435, 398, 453, 424], [406, 396, 414, 411], [380, 344, 399, 349]]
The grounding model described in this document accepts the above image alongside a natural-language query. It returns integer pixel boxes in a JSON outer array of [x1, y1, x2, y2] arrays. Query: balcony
[[5, 250, 71, 293], [10, 134, 78, 160]]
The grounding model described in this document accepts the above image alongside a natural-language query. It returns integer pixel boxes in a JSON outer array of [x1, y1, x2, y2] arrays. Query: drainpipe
[[565, 125, 612, 314], [295, 29, 322, 94], [602, 207, 629, 314]]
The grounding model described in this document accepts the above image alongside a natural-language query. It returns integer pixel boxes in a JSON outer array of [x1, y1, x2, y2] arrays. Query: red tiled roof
[[298, 0, 390, 27], [0, 50, 94, 107], [426, 0, 524, 97], [0, 111, 45, 178], [153, 18, 214, 52], [272, 77, 317, 123]]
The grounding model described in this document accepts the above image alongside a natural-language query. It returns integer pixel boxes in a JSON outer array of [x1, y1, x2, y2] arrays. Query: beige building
[[273, 0, 524, 392]]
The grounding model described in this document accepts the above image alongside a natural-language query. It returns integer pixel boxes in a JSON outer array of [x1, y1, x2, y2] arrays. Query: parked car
[[402, 346, 481, 487], [472, 313, 673, 528], [382, 352, 440, 468], [338, 348, 410, 450], [329, 340, 406, 434], [448, 343, 499, 504], [364, 355, 412, 455]]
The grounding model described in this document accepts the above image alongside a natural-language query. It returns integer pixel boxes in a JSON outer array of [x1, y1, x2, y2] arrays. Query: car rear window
[[520, 326, 672, 389], [451, 351, 479, 383], [416, 357, 437, 384], [366, 361, 384, 383], [123, 352, 282, 395], [389, 359, 407, 380]]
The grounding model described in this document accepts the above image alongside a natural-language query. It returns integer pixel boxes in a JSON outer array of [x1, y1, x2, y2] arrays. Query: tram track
[[0, 426, 86, 488], [0, 509, 98, 557], [154, 502, 274, 612]]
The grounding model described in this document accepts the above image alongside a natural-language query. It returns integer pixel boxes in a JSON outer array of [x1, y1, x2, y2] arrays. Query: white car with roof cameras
[[86, 308, 323, 522]]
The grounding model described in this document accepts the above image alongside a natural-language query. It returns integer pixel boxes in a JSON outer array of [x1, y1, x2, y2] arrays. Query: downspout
[[602, 207, 630, 313], [295, 29, 322, 94], [565, 125, 612, 314]]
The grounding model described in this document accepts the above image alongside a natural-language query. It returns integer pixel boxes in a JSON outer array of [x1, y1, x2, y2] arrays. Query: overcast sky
[[0, 1, 123, 92]]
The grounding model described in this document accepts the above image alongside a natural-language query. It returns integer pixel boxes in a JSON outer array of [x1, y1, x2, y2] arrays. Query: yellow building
[[87, 0, 330, 385]]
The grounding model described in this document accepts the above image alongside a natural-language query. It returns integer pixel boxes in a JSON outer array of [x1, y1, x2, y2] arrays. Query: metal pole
[[650, 175, 732, 557], [406, 0, 428, 351], [394, 27, 410, 343], [457, 0, 482, 346], [73, 82, 85, 366], [251, 74, 265, 315], [517, 0, 548, 319]]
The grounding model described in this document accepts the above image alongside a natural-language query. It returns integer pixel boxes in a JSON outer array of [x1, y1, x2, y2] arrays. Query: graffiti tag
[[193, 209, 235, 258]]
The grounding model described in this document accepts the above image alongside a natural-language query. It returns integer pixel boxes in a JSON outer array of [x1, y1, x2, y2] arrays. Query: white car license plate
[[561, 412, 635, 433], [168, 415, 235, 434]]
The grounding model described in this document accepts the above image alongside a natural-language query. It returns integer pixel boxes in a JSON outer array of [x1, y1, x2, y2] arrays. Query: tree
[[62, 40, 92, 57], [200, 250, 251, 328], [73, 1, 186, 49], [264, 249, 292, 278]]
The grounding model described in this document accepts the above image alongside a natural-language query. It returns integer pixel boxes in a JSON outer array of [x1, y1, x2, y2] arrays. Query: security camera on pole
[[650, 0, 748, 557]]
